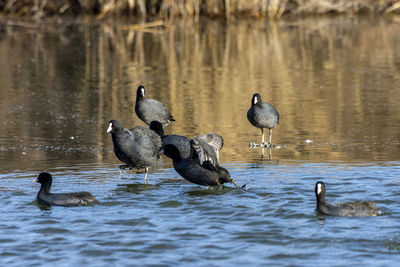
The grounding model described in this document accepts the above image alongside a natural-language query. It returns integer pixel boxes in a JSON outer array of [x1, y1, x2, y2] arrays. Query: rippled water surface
[[1, 16, 400, 266]]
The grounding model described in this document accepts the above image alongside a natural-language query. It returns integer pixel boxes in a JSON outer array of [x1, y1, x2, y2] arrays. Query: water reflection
[[262, 147, 272, 160], [1, 16, 400, 172]]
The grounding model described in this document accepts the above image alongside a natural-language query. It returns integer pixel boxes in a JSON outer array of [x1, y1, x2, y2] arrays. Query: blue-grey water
[[1, 16, 400, 266]]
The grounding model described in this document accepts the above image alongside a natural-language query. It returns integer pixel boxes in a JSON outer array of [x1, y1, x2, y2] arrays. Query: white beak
[[106, 123, 113, 133], [32, 178, 38, 183]]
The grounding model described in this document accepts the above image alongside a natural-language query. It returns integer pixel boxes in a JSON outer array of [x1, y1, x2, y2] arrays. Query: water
[[1, 15, 400, 266]]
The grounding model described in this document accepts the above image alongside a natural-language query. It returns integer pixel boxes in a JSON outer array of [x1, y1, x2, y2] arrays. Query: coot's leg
[[144, 167, 149, 183], [261, 128, 265, 146]]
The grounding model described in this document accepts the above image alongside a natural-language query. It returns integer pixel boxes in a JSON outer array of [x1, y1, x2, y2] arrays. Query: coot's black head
[[136, 85, 146, 99], [107, 120, 123, 134], [149, 121, 165, 137], [218, 167, 231, 182], [33, 172, 52, 185], [315, 181, 326, 198], [163, 144, 182, 160], [251, 93, 262, 106]]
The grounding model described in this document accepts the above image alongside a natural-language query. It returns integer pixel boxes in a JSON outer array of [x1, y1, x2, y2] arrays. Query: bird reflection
[[260, 147, 272, 160], [249, 144, 273, 160]]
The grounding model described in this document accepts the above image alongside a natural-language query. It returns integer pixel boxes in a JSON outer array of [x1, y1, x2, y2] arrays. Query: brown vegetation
[[1, 0, 400, 19]]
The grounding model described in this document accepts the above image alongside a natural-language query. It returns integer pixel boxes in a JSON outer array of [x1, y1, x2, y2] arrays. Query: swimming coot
[[247, 93, 279, 148], [107, 119, 162, 182], [135, 85, 175, 126], [33, 172, 98, 207], [162, 133, 239, 188], [315, 181, 379, 216]]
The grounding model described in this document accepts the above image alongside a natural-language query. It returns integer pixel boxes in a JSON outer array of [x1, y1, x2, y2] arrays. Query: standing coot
[[247, 93, 279, 148], [162, 132, 239, 188], [315, 181, 380, 216], [107, 120, 162, 182], [135, 85, 175, 126], [33, 172, 98, 207]]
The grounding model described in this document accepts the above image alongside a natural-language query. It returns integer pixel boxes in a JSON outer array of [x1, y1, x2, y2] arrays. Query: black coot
[[150, 121, 223, 163], [247, 93, 279, 148], [33, 172, 98, 207], [135, 85, 175, 126], [162, 132, 239, 187], [107, 120, 162, 182], [315, 181, 379, 216]]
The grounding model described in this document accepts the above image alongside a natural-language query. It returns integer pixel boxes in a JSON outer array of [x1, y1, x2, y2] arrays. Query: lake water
[[1, 15, 400, 266]]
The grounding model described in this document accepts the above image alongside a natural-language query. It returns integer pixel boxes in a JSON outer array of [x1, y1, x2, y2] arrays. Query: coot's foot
[[249, 142, 275, 148], [249, 142, 257, 148], [260, 142, 275, 148]]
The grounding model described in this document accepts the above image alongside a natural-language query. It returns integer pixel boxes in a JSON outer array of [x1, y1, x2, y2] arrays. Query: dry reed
[[1, 0, 400, 19]]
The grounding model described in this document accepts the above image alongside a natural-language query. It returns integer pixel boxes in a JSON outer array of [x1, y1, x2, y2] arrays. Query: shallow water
[[1, 15, 400, 266]]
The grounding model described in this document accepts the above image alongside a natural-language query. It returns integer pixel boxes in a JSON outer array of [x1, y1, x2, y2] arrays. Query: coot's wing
[[193, 134, 223, 165], [141, 99, 173, 124], [130, 126, 162, 157], [201, 160, 218, 171], [195, 133, 223, 151], [332, 201, 379, 216], [258, 102, 280, 127], [47, 192, 97, 207]]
